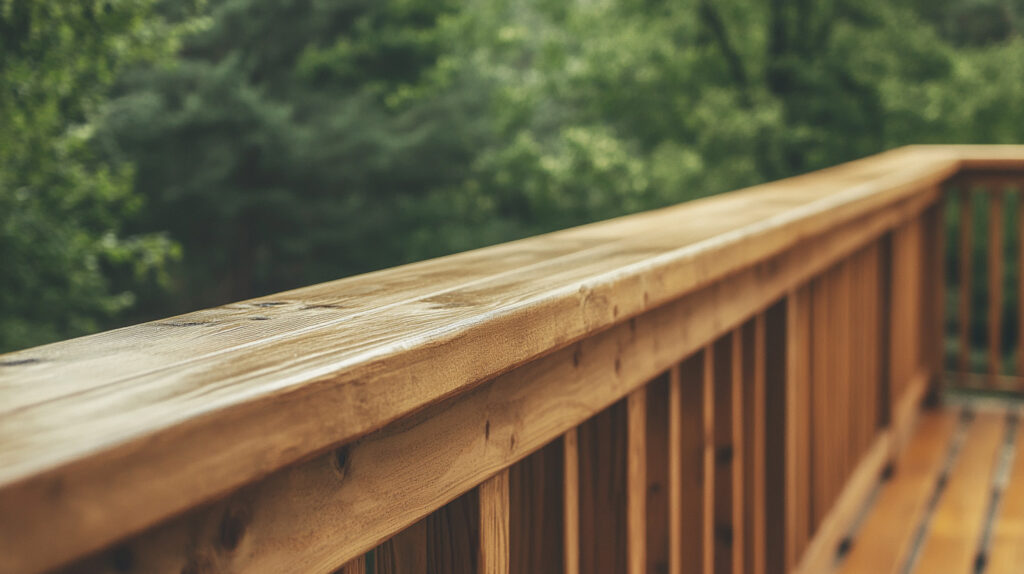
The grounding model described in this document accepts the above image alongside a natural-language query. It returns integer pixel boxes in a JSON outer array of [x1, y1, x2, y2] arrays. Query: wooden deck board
[[839, 406, 1020, 574], [838, 409, 959, 574], [913, 411, 1005, 574], [987, 413, 1024, 574]]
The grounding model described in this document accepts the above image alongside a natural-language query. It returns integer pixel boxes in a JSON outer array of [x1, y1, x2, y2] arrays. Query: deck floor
[[838, 400, 1024, 574]]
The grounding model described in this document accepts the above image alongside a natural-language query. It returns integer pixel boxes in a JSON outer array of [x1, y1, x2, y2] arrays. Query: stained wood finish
[[375, 521, 427, 574], [427, 491, 479, 574], [989, 191, 1005, 378], [563, 430, 580, 574], [988, 412, 1024, 573], [785, 286, 812, 571], [764, 301, 787, 574], [645, 376, 671, 574], [712, 333, 740, 574], [959, 189, 974, 375], [742, 318, 766, 574], [338, 555, 366, 574], [578, 402, 628, 574], [478, 470, 510, 574], [838, 409, 960, 574], [509, 441, 563, 574], [627, 387, 648, 574], [703, 345, 717, 574], [2, 153, 953, 574], [667, 365, 685, 574], [914, 411, 1006, 573], [3, 147, 1024, 573], [676, 352, 710, 574]]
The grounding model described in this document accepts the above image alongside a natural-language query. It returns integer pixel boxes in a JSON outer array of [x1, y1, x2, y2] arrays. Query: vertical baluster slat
[[627, 387, 647, 574], [785, 287, 813, 571], [668, 365, 684, 574], [478, 470, 510, 574], [959, 189, 974, 376], [563, 429, 580, 574], [990, 190, 1005, 380]]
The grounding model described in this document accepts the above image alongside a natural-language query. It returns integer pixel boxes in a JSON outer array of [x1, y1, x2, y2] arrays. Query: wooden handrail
[[2, 145, 1023, 574]]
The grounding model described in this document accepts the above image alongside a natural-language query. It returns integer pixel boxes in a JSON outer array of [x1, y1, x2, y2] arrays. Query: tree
[[0, 1, 191, 351]]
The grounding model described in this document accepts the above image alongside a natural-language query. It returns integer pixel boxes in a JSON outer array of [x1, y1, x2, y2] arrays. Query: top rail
[[2, 145, 1024, 573]]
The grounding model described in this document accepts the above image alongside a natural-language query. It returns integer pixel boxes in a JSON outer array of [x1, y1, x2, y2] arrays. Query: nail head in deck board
[[987, 412, 1024, 574], [912, 411, 1007, 574]]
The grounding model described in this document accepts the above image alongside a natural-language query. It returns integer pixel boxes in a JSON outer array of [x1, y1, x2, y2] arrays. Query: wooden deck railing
[[945, 170, 1024, 392], [1, 146, 1023, 574]]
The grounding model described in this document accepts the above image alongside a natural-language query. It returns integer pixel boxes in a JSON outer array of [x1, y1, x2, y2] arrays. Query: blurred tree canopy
[[3, 0, 1024, 351]]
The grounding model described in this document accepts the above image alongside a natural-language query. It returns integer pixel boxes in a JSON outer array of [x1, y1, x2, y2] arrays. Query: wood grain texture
[[478, 470, 510, 574], [914, 411, 1006, 574], [428, 491, 479, 574], [338, 555, 366, 574], [713, 334, 737, 574], [3, 147, 1023, 573], [838, 409, 960, 574], [667, 365, 684, 574], [627, 387, 648, 574], [375, 520, 427, 574], [579, 402, 628, 574]]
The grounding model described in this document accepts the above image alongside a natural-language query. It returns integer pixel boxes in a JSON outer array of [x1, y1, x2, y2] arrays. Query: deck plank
[[986, 414, 1024, 574], [838, 409, 959, 574], [913, 411, 1006, 574]]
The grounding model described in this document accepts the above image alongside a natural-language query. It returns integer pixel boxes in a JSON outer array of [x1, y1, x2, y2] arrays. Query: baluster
[[479, 470, 510, 574], [668, 364, 684, 574], [989, 190, 1005, 381], [785, 287, 812, 571], [959, 190, 974, 376], [627, 387, 647, 574], [743, 317, 767, 574], [563, 429, 579, 574]]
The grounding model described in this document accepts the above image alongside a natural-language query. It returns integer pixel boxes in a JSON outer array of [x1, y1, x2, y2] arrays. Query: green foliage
[[0, 1, 194, 351], [8, 0, 1024, 350]]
